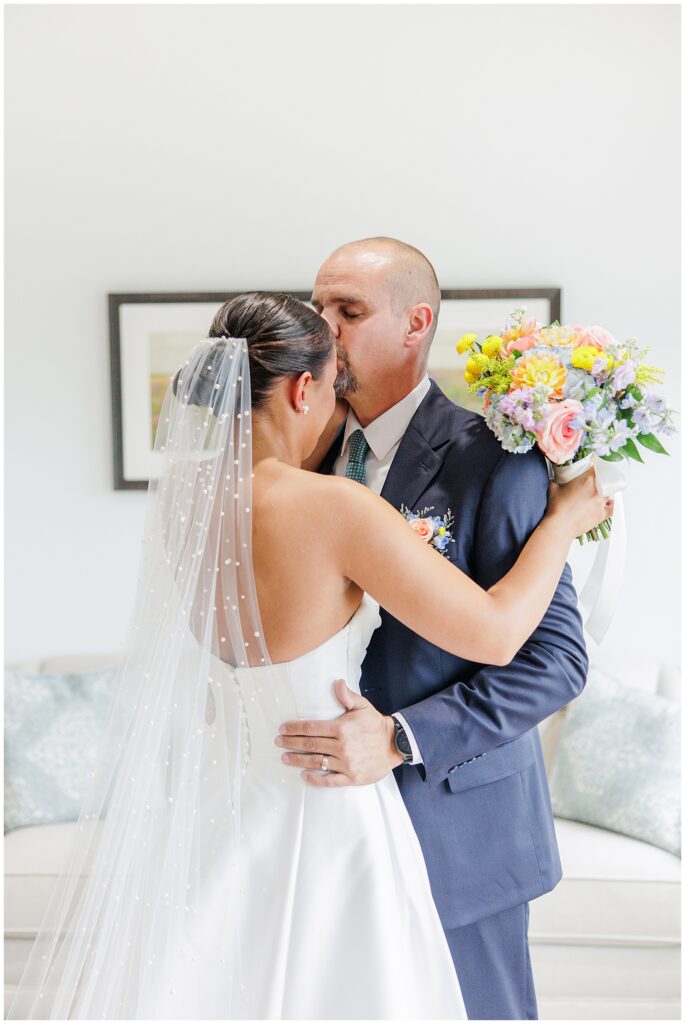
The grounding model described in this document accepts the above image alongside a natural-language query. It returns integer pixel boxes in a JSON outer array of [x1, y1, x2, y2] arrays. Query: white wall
[[5, 4, 681, 664]]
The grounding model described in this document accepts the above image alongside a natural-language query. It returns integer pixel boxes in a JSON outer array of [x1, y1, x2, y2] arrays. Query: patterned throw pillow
[[549, 666, 681, 857], [4, 666, 118, 832]]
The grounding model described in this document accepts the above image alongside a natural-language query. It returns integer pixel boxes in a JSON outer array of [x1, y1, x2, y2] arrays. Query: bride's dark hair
[[172, 292, 334, 411]]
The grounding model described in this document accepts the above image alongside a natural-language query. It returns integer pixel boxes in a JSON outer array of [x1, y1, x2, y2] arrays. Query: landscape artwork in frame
[[110, 288, 561, 489], [429, 289, 561, 414], [109, 292, 309, 489]]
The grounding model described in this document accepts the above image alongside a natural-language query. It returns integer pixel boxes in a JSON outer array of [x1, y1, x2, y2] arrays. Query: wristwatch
[[391, 715, 414, 764]]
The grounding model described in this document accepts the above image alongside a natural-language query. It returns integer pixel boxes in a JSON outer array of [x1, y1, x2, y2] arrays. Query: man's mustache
[[334, 343, 359, 397], [335, 342, 349, 368]]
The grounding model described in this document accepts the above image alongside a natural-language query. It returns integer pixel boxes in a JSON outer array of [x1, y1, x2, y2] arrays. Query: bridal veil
[[7, 335, 268, 1018]]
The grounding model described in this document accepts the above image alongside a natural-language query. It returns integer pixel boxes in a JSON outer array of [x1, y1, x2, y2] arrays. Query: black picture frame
[[109, 287, 561, 490], [109, 291, 310, 490]]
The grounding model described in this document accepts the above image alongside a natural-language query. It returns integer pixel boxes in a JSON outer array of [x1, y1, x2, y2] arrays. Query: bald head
[[328, 237, 441, 344]]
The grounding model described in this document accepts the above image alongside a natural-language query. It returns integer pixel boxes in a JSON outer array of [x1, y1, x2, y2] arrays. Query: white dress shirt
[[332, 375, 431, 765]]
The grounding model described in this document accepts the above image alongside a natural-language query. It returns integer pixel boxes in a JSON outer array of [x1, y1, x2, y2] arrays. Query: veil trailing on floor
[[7, 336, 268, 1019]]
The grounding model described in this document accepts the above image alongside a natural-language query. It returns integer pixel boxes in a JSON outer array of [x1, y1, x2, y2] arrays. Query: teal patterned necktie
[[344, 429, 371, 485]]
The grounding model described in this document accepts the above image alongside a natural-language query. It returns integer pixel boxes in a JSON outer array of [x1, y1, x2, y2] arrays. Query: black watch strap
[[391, 715, 414, 763]]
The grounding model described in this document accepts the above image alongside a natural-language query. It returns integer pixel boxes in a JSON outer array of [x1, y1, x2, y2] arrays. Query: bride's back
[[250, 460, 364, 664], [188, 290, 366, 664]]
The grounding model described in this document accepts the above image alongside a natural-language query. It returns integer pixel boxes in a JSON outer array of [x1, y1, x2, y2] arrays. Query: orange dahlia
[[511, 353, 567, 398]]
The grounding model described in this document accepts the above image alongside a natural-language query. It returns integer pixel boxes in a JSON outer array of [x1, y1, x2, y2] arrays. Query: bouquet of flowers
[[456, 307, 677, 543]]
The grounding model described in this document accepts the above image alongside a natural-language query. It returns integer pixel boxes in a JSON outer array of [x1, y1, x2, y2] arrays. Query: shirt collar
[[340, 375, 431, 462]]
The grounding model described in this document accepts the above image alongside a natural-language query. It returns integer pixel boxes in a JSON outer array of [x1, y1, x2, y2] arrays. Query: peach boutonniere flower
[[400, 504, 455, 557]]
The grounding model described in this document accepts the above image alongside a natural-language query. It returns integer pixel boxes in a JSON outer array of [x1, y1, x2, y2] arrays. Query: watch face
[[394, 721, 412, 757]]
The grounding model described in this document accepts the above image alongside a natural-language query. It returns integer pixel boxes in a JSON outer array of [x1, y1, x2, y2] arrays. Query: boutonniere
[[399, 504, 455, 556]]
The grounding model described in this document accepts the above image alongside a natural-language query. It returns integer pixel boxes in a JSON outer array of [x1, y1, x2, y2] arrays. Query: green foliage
[[600, 451, 625, 463], [636, 432, 669, 455], [619, 438, 644, 463]]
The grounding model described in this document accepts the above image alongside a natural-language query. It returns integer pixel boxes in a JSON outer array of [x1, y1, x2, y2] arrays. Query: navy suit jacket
[[319, 379, 588, 930]]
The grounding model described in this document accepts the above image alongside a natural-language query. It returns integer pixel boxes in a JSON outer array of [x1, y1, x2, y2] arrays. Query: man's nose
[[321, 309, 340, 337]]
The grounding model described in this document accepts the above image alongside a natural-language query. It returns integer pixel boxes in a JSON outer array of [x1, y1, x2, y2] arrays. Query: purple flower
[[612, 359, 637, 393], [591, 357, 613, 383], [608, 419, 638, 452], [644, 391, 667, 415], [631, 405, 656, 433]]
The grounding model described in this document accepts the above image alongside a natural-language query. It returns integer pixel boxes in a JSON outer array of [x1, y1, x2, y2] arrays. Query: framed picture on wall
[[428, 288, 561, 413], [109, 291, 310, 489], [109, 287, 561, 490]]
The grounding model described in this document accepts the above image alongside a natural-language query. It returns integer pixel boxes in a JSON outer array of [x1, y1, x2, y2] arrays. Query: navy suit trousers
[[444, 902, 537, 1020]]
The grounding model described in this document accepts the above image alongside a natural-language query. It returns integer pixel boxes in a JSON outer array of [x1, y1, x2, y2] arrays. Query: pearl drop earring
[[302, 404, 310, 415]]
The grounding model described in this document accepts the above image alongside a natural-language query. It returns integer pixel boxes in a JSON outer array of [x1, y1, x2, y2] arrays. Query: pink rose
[[573, 325, 616, 351], [409, 518, 435, 542], [534, 400, 585, 464], [504, 333, 538, 356]]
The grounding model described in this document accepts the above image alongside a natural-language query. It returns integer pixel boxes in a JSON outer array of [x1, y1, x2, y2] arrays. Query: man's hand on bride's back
[[274, 678, 403, 787], [546, 468, 613, 538]]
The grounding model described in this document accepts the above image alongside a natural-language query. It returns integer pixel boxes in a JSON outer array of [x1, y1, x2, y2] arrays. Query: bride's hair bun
[[173, 292, 333, 411], [171, 338, 230, 409]]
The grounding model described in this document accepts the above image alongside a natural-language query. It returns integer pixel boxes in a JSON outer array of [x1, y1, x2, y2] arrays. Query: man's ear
[[405, 304, 434, 348]]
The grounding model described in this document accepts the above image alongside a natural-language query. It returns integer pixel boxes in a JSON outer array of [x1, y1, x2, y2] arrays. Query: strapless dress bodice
[[207, 593, 382, 763]]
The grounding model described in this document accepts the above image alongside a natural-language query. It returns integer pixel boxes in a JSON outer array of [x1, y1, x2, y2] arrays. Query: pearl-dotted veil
[[8, 336, 268, 1018]]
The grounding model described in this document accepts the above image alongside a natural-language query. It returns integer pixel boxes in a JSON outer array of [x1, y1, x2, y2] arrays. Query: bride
[[8, 292, 610, 1019]]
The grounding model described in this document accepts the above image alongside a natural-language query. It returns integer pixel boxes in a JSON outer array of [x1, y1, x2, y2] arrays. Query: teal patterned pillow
[[4, 666, 118, 832], [550, 666, 681, 856]]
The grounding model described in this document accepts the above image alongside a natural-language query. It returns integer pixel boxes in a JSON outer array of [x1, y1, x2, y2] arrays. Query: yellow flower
[[457, 333, 478, 354], [571, 345, 602, 372], [481, 335, 503, 358], [437, 527, 446, 536], [511, 353, 567, 398], [464, 353, 488, 384], [538, 325, 578, 349]]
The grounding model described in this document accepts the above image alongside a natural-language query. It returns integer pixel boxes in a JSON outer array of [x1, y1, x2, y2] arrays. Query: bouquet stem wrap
[[548, 453, 627, 645]]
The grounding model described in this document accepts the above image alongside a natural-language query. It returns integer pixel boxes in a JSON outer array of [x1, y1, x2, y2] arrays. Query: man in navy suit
[[277, 237, 588, 1019]]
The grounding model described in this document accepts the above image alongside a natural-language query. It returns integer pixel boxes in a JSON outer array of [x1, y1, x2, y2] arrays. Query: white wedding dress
[[139, 593, 466, 1019]]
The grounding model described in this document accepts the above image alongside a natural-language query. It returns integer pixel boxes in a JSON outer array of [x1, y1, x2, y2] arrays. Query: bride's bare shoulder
[[253, 464, 378, 523]]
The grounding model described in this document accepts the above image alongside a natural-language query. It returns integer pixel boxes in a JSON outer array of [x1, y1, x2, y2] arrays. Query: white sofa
[[4, 651, 681, 1019], [530, 654, 681, 1020]]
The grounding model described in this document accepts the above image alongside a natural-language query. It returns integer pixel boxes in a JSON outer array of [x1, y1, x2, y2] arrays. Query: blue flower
[[608, 418, 638, 452]]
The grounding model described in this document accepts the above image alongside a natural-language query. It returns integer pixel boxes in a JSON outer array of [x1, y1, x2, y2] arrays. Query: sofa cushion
[[5, 821, 104, 935], [549, 665, 681, 856], [4, 666, 118, 832], [6, 653, 122, 674], [529, 818, 680, 947]]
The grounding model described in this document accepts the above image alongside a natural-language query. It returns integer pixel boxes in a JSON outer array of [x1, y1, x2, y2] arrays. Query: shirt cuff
[[392, 712, 423, 766]]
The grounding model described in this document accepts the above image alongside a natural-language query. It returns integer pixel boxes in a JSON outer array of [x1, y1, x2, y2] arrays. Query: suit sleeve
[[396, 446, 589, 787]]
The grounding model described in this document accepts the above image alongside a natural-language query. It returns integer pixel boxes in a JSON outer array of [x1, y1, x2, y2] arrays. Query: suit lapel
[[318, 380, 456, 512], [381, 380, 454, 511]]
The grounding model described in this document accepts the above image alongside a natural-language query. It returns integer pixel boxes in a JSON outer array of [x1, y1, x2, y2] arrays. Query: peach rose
[[534, 400, 585, 464], [409, 518, 435, 542], [504, 334, 538, 356], [573, 325, 616, 351]]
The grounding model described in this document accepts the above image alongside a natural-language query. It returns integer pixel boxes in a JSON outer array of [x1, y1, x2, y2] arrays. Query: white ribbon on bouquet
[[548, 453, 628, 645]]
